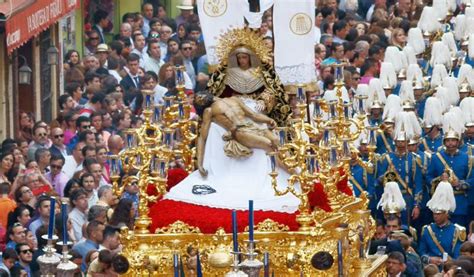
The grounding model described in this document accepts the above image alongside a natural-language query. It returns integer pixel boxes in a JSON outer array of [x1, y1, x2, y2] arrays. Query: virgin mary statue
[[207, 29, 290, 126]]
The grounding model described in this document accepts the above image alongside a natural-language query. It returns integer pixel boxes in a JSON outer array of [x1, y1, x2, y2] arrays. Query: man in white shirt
[[69, 188, 89, 241], [63, 141, 85, 179], [143, 40, 164, 74], [180, 40, 196, 88], [130, 33, 148, 66]]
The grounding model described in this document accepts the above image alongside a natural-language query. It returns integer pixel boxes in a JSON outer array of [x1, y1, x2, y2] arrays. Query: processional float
[[111, 28, 388, 276]]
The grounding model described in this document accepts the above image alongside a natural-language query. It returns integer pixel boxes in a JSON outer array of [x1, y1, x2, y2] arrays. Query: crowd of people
[[0, 0, 474, 275]]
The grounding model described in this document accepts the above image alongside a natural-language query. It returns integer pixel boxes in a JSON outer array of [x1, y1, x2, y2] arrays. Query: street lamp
[[18, 55, 32, 85], [47, 45, 59, 65]]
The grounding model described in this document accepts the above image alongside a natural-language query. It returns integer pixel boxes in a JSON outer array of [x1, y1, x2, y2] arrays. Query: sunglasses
[[54, 134, 64, 138], [20, 249, 32, 254], [37, 133, 47, 137], [50, 164, 63, 169], [149, 33, 160, 39], [81, 125, 91, 129], [90, 37, 100, 40], [182, 47, 192, 50]]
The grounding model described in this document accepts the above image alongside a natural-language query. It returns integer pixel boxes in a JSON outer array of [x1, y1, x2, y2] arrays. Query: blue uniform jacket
[[426, 150, 473, 216], [419, 222, 464, 260]]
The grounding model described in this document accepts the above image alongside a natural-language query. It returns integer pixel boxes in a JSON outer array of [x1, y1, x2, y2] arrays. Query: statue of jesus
[[193, 90, 280, 177]]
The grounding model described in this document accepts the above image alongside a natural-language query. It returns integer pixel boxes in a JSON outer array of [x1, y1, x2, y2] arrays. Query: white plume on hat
[[383, 94, 402, 122], [441, 32, 458, 57], [433, 0, 448, 20], [399, 80, 415, 104], [469, 34, 474, 59], [394, 111, 421, 140], [367, 78, 387, 109], [384, 46, 404, 72], [380, 62, 397, 89], [457, 64, 472, 86], [426, 181, 456, 213], [354, 84, 369, 112], [418, 7, 442, 33], [465, 17, 474, 40], [423, 97, 444, 127], [402, 46, 418, 66], [406, 64, 424, 88], [435, 86, 451, 113], [460, 97, 474, 126], [430, 42, 452, 68], [454, 14, 466, 41], [377, 181, 406, 213], [442, 107, 466, 135], [465, 6, 474, 18], [443, 76, 460, 106], [407, 27, 426, 54], [447, 0, 457, 13], [431, 64, 448, 88], [354, 129, 369, 149]]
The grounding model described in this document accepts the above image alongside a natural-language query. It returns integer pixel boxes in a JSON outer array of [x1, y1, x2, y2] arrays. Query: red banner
[[5, 0, 78, 54]]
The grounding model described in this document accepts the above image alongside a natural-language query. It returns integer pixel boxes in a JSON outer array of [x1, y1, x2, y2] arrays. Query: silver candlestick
[[56, 241, 78, 277], [240, 240, 263, 277], [37, 235, 61, 276], [226, 251, 248, 277]]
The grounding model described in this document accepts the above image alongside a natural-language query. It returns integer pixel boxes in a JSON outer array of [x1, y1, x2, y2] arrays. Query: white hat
[[354, 84, 369, 112], [442, 76, 460, 106], [430, 42, 452, 68], [426, 181, 456, 213], [367, 78, 387, 110], [418, 7, 442, 33], [441, 32, 458, 58], [460, 97, 474, 127], [433, 0, 448, 20], [457, 64, 472, 87], [469, 34, 474, 59], [377, 181, 406, 214], [383, 94, 402, 123], [442, 107, 466, 138], [402, 46, 417, 66], [423, 97, 444, 128], [384, 46, 404, 72], [435, 86, 451, 113], [406, 64, 424, 89], [380, 62, 397, 89], [176, 0, 194, 10], [454, 14, 466, 41], [407, 27, 426, 55], [394, 111, 421, 141], [399, 80, 415, 104], [431, 64, 448, 88]]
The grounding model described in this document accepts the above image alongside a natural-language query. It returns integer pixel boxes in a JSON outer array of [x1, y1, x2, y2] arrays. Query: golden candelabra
[[108, 66, 197, 234], [269, 64, 377, 231]]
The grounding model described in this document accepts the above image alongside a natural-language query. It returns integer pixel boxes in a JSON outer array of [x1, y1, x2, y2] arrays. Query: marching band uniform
[[419, 181, 465, 263]]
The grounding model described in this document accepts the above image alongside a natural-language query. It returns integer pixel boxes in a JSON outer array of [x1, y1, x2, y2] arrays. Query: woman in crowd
[[0, 151, 14, 184], [13, 186, 35, 217], [7, 205, 31, 229], [391, 28, 406, 50], [64, 50, 82, 70], [17, 112, 34, 143], [109, 198, 135, 229]]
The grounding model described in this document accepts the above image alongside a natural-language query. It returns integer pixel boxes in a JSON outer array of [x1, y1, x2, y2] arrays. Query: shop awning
[[1, 0, 78, 55]]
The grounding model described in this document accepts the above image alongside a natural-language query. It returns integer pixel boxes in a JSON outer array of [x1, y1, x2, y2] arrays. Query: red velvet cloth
[[149, 199, 299, 233]]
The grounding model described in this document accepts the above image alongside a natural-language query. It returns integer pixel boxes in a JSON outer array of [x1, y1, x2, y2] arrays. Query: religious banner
[[196, 0, 245, 67], [273, 0, 316, 91]]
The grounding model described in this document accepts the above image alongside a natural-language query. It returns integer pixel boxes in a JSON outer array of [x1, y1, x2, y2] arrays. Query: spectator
[[34, 148, 51, 174], [63, 142, 86, 179], [109, 198, 135, 229], [28, 195, 52, 240], [88, 205, 108, 225], [72, 220, 105, 272], [0, 248, 18, 275], [143, 40, 164, 73], [120, 54, 142, 94], [386, 251, 407, 277], [92, 10, 109, 44], [27, 126, 49, 161], [6, 223, 26, 250], [96, 186, 116, 220], [69, 188, 89, 241], [7, 205, 31, 229], [0, 182, 16, 229], [45, 155, 68, 196], [49, 127, 69, 158], [100, 225, 121, 253], [87, 249, 113, 275], [12, 243, 33, 276]]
